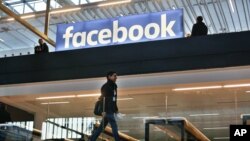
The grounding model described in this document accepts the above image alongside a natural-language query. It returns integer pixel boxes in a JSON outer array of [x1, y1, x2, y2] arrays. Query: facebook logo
[[230, 125, 250, 141], [56, 9, 184, 51]]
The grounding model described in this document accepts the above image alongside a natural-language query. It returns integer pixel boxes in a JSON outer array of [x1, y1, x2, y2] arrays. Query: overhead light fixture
[[223, 83, 250, 88], [229, 0, 235, 13], [41, 101, 70, 105], [173, 86, 222, 91], [50, 7, 81, 14], [0, 38, 4, 42], [203, 127, 229, 130], [6, 18, 14, 21], [36, 95, 76, 100], [189, 113, 219, 117], [117, 98, 134, 101], [98, 0, 131, 7], [214, 137, 229, 140], [76, 94, 100, 97], [6, 14, 36, 21], [21, 15, 36, 19]]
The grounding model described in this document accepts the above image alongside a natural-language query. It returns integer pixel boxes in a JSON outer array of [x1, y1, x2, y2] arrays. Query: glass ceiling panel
[[88, 0, 105, 2], [4, 0, 21, 4], [50, 0, 62, 9], [80, 0, 88, 4], [24, 4, 33, 13], [12, 3, 24, 14], [71, 0, 80, 5], [71, 0, 105, 5], [28, 0, 46, 11]]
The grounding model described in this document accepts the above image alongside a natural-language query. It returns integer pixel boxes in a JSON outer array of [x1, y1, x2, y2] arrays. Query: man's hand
[[102, 112, 106, 117]]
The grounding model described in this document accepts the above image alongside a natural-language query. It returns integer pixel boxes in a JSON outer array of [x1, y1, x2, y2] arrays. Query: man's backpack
[[94, 97, 105, 116]]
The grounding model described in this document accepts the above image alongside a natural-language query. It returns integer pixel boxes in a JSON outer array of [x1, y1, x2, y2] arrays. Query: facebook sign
[[56, 9, 184, 51]]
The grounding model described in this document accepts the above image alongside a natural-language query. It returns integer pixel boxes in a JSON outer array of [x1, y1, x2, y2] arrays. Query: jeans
[[90, 113, 120, 141]]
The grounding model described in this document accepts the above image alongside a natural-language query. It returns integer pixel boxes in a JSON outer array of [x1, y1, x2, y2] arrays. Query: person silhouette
[[34, 39, 49, 54], [90, 71, 120, 141], [191, 16, 208, 36]]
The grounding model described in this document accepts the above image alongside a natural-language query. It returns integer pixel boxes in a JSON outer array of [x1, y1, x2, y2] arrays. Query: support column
[[44, 0, 51, 35]]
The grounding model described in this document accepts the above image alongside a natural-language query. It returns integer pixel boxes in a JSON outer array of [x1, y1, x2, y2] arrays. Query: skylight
[[71, 0, 88, 5], [28, 0, 46, 11], [5, 0, 21, 4], [71, 0, 106, 5], [50, 0, 62, 9], [12, 3, 24, 14], [88, 0, 105, 2], [24, 4, 33, 13]]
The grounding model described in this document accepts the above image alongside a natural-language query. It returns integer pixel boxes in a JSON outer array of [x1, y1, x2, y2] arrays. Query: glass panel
[[50, 0, 62, 8], [4, 0, 21, 4], [71, 0, 80, 5], [71, 0, 105, 5], [88, 0, 105, 3], [31, 1, 46, 11], [24, 4, 33, 13], [12, 3, 24, 14]]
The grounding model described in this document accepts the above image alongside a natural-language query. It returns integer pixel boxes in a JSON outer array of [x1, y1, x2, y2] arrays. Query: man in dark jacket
[[34, 39, 49, 54], [90, 71, 120, 141], [191, 16, 208, 36]]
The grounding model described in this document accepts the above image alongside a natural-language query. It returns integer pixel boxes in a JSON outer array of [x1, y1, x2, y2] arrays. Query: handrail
[[94, 123, 140, 141], [182, 118, 210, 141], [164, 117, 210, 141], [145, 117, 210, 141], [155, 125, 181, 141]]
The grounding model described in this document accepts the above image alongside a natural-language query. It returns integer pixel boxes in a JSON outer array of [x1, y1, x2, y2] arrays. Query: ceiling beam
[[44, 0, 51, 35], [216, 0, 230, 32], [241, 0, 249, 30], [202, 0, 218, 33], [173, 0, 191, 33], [55, 0, 75, 6], [25, 0, 37, 12], [211, 0, 224, 33], [224, 0, 236, 31], [0, 0, 55, 47]]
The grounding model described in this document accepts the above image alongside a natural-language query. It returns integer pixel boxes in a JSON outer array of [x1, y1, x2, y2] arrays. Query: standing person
[[90, 71, 120, 141], [34, 39, 49, 54], [191, 16, 208, 36]]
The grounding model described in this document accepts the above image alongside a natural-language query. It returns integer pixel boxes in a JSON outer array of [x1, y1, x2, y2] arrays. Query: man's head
[[38, 39, 44, 45], [106, 71, 117, 83], [196, 16, 203, 23]]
